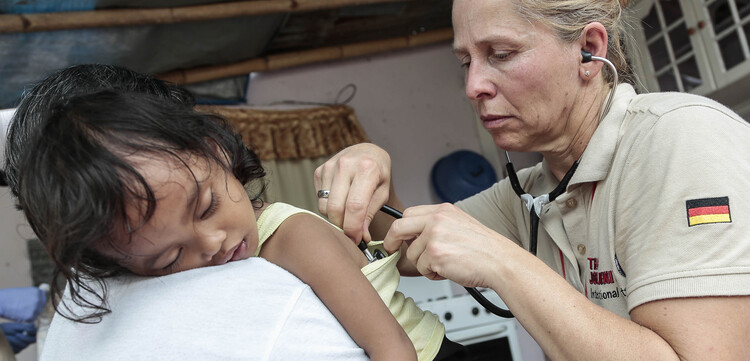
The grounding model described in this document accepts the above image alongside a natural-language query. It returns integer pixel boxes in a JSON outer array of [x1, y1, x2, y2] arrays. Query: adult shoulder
[[40, 258, 368, 361]]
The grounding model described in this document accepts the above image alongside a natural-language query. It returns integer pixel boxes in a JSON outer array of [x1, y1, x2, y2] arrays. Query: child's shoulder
[[258, 202, 339, 242], [257, 202, 364, 267], [259, 202, 336, 228], [259, 202, 321, 225]]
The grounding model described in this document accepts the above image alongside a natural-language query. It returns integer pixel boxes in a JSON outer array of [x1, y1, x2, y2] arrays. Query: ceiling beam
[[0, 0, 415, 34], [156, 27, 452, 84]]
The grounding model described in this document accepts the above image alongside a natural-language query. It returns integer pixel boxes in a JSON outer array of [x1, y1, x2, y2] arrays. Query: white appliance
[[398, 277, 523, 360]]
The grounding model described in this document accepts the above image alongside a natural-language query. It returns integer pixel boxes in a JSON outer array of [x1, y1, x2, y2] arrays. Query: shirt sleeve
[[455, 173, 526, 246], [615, 103, 750, 310]]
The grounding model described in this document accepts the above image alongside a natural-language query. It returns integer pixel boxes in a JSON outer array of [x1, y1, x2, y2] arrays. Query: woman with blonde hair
[[315, 0, 750, 359]]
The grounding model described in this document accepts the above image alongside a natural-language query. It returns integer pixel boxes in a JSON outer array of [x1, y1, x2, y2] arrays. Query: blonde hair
[[513, 0, 634, 85]]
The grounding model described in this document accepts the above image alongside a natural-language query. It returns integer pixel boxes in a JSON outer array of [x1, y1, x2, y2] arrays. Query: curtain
[[197, 104, 369, 214]]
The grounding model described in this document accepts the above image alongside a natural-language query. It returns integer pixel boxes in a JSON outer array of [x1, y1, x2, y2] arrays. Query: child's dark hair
[[4, 64, 195, 199], [18, 90, 266, 323]]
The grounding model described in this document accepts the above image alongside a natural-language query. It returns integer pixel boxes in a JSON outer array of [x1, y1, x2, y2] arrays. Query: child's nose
[[196, 228, 227, 262]]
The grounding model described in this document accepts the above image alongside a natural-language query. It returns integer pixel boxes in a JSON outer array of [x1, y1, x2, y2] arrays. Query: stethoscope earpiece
[[581, 49, 593, 63]]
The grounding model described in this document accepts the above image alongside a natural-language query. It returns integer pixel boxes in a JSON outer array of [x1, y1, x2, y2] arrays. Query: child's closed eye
[[163, 248, 183, 273], [201, 191, 221, 219]]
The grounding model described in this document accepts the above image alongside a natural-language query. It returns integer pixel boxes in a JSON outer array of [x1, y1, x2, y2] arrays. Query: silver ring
[[317, 190, 330, 199]]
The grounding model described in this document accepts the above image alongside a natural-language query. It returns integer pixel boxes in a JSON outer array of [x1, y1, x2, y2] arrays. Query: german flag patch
[[686, 197, 731, 227]]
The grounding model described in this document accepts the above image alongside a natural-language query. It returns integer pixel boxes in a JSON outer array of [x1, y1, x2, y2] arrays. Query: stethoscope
[[376, 50, 619, 319]]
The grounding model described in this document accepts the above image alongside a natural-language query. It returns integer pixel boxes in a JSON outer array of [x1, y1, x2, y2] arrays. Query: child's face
[[100, 154, 260, 276]]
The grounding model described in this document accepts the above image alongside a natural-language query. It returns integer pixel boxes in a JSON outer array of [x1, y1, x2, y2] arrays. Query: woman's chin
[[492, 139, 526, 153]]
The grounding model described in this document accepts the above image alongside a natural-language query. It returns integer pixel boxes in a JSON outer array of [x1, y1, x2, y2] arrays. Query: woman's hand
[[383, 203, 517, 289], [314, 143, 393, 242]]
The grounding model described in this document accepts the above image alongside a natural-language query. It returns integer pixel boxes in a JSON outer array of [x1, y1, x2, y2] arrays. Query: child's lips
[[229, 239, 247, 262], [218, 239, 247, 265]]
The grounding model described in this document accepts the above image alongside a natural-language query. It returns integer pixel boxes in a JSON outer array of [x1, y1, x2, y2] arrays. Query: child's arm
[[259, 213, 417, 361]]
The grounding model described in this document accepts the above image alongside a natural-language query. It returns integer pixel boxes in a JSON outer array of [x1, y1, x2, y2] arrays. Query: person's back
[[41, 257, 369, 361]]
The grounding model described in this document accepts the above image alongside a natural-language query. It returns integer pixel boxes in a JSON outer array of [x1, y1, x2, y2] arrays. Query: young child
[[11, 85, 464, 360]]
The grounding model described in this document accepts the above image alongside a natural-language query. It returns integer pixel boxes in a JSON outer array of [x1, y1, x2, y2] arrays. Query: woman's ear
[[579, 22, 609, 79]]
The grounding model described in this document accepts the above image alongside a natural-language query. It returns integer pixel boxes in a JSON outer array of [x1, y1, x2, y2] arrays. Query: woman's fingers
[[383, 206, 451, 281], [314, 143, 392, 242], [384, 203, 503, 288], [342, 159, 392, 242], [330, 166, 370, 242], [314, 156, 335, 216]]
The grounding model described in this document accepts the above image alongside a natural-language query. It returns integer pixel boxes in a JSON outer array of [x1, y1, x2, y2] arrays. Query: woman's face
[[452, 0, 583, 153], [100, 154, 259, 276]]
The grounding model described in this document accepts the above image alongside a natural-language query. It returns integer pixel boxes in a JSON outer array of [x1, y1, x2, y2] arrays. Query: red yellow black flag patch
[[686, 197, 731, 227]]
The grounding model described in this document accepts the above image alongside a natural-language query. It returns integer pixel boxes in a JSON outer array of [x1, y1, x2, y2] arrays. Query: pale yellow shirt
[[255, 202, 445, 361]]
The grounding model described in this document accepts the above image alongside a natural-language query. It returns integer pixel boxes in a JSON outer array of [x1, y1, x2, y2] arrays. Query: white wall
[[0, 188, 38, 361], [0, 191, 33, 289], [1, 109, 34, 290], [2, 109, 38, 361], [1, 109, 33, 288]]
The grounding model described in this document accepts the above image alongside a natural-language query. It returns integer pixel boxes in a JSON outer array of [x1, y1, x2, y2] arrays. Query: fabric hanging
[[198, 104, 370, 213]]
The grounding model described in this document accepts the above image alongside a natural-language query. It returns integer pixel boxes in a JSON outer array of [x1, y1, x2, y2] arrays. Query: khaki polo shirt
[[457, 84, 750, 318]]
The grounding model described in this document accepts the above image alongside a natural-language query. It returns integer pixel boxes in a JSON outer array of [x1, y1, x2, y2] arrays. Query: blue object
[[431, 150, 498, 203], [0, 322, 36, 354], [1, 1, 96, 14], [0, 287, 47, 323]]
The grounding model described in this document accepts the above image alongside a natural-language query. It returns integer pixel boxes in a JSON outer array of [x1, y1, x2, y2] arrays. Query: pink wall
[[246, 42, 490, 207]]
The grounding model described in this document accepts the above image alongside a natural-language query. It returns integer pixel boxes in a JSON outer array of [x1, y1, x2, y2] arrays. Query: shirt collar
[[569, 83, 637, 186]]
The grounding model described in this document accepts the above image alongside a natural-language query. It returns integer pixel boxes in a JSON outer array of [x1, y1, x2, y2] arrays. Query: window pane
[[709, 0, 734, 34], [738, 0, 750, 19], [658, 70, 679, 91], [649, 37, 670, 70], [718, 30, 745, 69], [643, 5, 662, 40], [678, 56, 702, 91], [660, 0, 685, 27], [669, 23, 692, 59]]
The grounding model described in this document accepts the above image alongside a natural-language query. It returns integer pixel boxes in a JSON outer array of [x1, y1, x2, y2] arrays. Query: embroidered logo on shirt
[[686, 196, 731, 227]]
